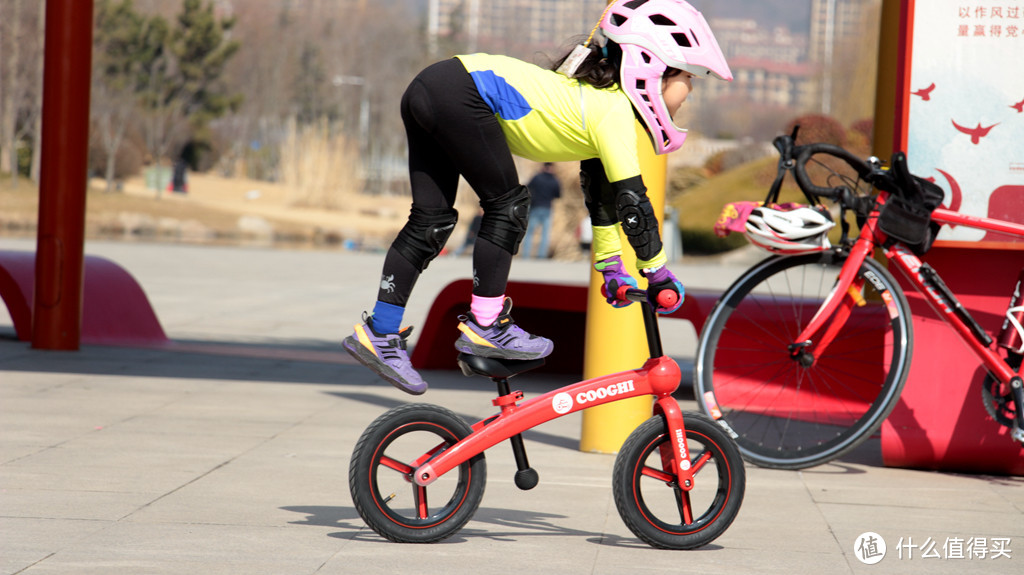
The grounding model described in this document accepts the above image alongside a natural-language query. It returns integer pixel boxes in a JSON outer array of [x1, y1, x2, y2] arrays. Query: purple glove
[[595, 255, 638, 308], [642, 266, 685, 314]]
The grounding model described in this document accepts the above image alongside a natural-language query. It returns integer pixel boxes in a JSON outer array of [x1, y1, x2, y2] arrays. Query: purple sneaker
[[343, 314, 426, 395], [454, 298, 554, 360]]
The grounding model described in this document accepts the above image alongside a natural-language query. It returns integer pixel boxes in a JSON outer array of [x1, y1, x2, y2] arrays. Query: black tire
[[349, 403, 486, 543], [612, 413, 745, 549], [695, 251, 912, 469]]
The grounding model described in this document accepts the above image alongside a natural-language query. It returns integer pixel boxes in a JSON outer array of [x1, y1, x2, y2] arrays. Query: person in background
[[578, 214, 593, 254], [520, 162, 561, 258], [454, 208, 484, 257], [343, 0, 732, 395]]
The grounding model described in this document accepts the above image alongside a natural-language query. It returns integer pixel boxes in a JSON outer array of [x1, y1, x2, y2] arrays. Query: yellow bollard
[[580, 122, 668, 453]]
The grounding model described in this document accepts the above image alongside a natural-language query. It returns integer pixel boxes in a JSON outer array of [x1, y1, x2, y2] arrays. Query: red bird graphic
[[951, 119, 998, 144], [1012, 98, 1024, 113], [912, 83, 936, 101]]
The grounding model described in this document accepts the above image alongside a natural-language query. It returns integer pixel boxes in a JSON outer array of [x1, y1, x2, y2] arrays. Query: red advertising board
[[878, 0, 1024, 474]]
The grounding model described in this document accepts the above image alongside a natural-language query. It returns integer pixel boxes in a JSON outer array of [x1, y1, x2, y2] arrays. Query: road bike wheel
[[349, 403, 486, 543], [612, 413, 745, 549], [695, 251, 912, 469]]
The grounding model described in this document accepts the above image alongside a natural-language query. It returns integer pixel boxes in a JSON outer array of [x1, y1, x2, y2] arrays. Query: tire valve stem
[[383, 493, 397, 504]]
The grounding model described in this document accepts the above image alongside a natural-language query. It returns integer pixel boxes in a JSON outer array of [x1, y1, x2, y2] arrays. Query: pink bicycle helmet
[[600, 0, 733, 154], [744, 205, 835, 254]]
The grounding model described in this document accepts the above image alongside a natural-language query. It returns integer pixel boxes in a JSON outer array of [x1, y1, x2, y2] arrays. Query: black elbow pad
[[615, 188, 662, 261]]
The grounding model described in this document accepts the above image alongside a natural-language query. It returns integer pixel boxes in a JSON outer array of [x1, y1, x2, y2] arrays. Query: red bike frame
[[412, 354, 698, 490], [788, 193, 1024, 385]]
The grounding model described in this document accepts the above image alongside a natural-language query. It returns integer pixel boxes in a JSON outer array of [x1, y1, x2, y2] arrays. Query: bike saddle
[[457, 353, 546, 379]]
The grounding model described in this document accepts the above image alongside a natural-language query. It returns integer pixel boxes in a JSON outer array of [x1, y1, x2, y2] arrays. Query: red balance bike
[[349, 288, 745, 549]]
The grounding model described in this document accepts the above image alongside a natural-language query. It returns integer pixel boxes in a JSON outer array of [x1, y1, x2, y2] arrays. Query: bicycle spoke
[[379, 455, 413, 475], [676, 486, 694, 525], [641, 465, 675, 483], [691, 449, 713, 473], [415, 484, 428, 519]]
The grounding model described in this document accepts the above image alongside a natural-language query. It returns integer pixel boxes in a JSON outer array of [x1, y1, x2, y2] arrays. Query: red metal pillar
[[32, 0, 94, 350]]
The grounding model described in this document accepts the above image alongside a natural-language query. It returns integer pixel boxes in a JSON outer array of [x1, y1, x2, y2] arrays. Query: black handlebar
[[771, 133, 879, 200], [770, 129, 913, 203], [793, 143, 875, 197]]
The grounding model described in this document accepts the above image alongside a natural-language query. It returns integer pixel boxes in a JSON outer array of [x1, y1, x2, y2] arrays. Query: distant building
[[694, 57, 818, 110], [810, 0, 876, 64], [712, 18, 807, 65], [809, 0, 878, 112], [431, 0, 608, 55]]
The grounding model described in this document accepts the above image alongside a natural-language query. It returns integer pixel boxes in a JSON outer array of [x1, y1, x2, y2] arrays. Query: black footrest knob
[[514, 468, 539, 490]]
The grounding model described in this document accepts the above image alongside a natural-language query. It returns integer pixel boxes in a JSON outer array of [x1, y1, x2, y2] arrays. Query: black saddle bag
[[877, 152, 944, 255]]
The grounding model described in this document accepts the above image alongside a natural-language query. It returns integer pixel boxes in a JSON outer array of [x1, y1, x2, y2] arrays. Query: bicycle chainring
[[981, 352, 1022, 428]]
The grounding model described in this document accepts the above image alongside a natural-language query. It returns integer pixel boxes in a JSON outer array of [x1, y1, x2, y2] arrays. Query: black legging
[[378, 58, 519, 306]]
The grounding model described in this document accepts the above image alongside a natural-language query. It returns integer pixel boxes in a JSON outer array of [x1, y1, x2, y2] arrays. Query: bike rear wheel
[[612, 413, 745, 549], [349, 403, 486, 543], [695, 251, 912, 469]]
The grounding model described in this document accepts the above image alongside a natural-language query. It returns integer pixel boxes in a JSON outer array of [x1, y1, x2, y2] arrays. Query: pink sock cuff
[[470, 295, 505, 327]]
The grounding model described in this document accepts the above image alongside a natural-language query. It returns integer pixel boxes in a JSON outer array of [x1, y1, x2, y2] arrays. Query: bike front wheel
[[349, 403, 486, 543], [695, 251, 913, 469], [612, 413, 745, 549]]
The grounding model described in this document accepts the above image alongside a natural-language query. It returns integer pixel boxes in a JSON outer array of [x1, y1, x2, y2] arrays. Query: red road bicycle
[[349, 288, 745, 549], [695, 131, 1024, 469]]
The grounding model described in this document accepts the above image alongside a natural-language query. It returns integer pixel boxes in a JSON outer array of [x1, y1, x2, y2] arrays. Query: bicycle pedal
[[1012, 426, 1024, 444]]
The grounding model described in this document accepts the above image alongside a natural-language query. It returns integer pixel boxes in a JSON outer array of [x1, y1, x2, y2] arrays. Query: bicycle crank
[[1010, 375, 1024, 444]]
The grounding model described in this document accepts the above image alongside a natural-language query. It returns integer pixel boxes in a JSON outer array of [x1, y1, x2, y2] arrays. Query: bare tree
[[2, 0, 21, 187], [30, 0, 44, 182]]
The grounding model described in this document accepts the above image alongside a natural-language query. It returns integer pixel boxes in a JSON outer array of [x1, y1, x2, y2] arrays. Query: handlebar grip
[[601, 284, 645, 305], [615, 284, 631, 301], [656, 290, 679, 309]]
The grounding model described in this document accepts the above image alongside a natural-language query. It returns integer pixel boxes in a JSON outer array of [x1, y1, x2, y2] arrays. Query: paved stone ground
[[1, 238, 1022, 574]]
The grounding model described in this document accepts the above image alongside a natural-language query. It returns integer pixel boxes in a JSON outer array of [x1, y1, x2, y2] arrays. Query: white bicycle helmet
[[599, 0, 733, 154], [744, 205, 835, 254]]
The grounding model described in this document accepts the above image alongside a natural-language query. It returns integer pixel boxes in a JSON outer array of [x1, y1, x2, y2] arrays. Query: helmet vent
[[641, 52, 652, 64], [690, 29, 700, 46], [611, 13, 629, 27], [672, 33, 692, 48], [624, 0, 649, 9], [649, 15, 676, 26]]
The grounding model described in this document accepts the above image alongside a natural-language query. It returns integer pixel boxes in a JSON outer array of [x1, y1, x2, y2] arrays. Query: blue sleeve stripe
[[468, 70, 532, 121]]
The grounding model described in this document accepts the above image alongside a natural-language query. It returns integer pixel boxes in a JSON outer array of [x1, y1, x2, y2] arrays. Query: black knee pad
[[478, 185, 531, 255], [615, 189, 663, 261], [393, 206, 459, 271]]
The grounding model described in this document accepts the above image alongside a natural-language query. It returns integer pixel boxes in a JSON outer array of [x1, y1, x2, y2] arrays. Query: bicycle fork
[[787, 245, 875, 366]]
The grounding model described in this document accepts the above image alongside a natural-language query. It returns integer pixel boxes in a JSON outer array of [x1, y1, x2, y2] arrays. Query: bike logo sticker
[[675, 429, 691, 470], [855, 532, 886, 565], [552, 392, 573, 414]]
